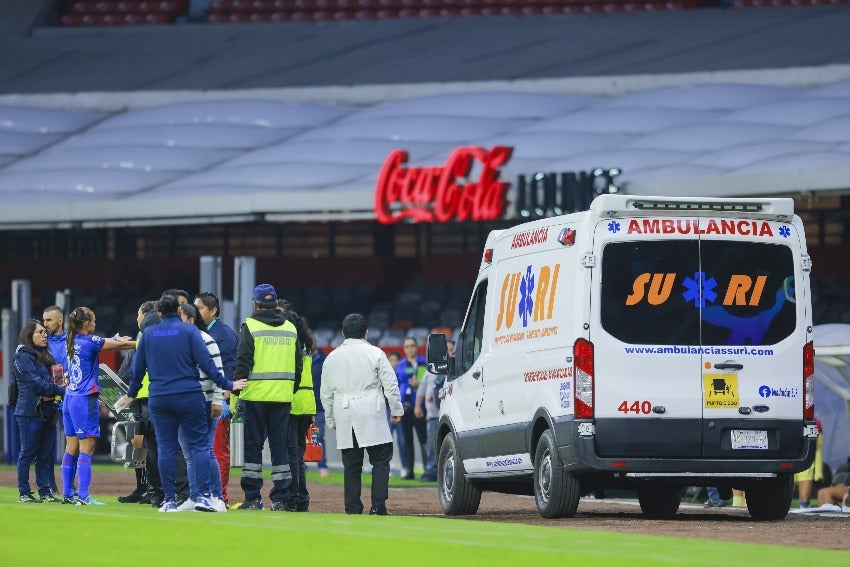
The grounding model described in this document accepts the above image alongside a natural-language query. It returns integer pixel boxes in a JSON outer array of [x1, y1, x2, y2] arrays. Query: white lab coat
[[320, 338, 404, 449]]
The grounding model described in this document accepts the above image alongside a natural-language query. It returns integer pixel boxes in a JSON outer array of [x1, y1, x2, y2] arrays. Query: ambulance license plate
[[731, 429, 768, 450]]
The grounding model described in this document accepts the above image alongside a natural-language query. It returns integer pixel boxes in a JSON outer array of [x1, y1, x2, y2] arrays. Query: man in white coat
[[321, 313, 404, 515]]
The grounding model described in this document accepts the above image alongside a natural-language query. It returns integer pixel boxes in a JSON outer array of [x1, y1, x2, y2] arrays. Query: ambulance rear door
[[591, 217, 704, 458], [698, 217, 806, 459]]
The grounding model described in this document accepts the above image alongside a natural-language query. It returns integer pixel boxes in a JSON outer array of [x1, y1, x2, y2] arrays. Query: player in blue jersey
[[61, 306, 135, 505]]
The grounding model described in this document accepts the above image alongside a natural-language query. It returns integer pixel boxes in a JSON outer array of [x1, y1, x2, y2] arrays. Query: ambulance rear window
[[601, 241, 796, 347]]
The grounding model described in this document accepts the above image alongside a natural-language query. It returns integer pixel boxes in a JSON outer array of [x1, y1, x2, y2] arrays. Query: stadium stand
[[204, 0, 701, 22], [60, 0, 189, 26]]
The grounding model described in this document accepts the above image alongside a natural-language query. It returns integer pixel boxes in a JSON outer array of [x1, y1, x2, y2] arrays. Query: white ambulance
[[427, 194, 818, 520]]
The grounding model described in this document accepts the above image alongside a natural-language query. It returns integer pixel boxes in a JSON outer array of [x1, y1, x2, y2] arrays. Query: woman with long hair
[[13, 320, 66, 502], [61, 306, 135, 505]]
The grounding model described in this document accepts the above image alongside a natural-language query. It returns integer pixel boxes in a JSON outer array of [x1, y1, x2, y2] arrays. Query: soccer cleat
[[18, 492, 42, 503], [61, 496, 78, 505], [369, 507, 392, 516], [159, 500, 179, 513], [77, 495, 106, 506], [40, 493, 60, 503], [270, 501, 296, 512], [209, 497, 228, 513], [194, 496, 216, 513]]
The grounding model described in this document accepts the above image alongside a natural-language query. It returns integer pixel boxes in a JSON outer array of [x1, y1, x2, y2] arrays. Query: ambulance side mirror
[[427, 333, 451, 376]]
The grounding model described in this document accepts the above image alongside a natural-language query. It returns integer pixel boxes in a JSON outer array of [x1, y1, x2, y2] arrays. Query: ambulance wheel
[[638, 486, 682, 519], [746, 473, 792, 521], [533, 429, 580, 518], [438, 432, 481, 515]]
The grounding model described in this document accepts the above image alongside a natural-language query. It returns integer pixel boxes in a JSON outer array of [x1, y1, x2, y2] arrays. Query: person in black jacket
[[117, 300, 163, 506], [13, 320, 66, 503]]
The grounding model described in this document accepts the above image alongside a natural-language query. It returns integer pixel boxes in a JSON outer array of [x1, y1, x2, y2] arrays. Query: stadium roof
[[2, 80, 850, 229], [2, 4, 850, 229]]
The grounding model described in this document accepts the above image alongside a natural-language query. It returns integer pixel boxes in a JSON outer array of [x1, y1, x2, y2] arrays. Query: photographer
[[12, 320, 66, 503]]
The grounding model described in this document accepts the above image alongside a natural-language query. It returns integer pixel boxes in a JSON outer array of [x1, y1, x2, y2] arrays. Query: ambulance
[[426, 194, 818, 520]]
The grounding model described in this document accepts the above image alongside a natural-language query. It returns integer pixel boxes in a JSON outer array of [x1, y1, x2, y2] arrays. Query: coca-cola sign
[[374, 146, 513, 224]]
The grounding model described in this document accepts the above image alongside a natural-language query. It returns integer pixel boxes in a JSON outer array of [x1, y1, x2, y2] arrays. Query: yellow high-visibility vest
[[292, 353, 316, 416], [240, 318, 297, 403], [136, 331, 150, 400]]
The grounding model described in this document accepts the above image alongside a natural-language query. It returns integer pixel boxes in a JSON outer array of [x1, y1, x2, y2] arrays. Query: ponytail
[[66, 306, 94, 362]]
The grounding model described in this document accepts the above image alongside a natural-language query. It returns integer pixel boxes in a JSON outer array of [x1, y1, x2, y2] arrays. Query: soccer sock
[[78, 453, 92, 499], [61, 453, 77, 498]]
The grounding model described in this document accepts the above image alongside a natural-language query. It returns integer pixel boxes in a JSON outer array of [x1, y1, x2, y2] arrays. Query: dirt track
[[5, 468, 849, 551]]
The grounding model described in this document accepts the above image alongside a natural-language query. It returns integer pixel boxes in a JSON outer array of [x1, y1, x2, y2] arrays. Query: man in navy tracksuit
[[117, 294, 246, 512]]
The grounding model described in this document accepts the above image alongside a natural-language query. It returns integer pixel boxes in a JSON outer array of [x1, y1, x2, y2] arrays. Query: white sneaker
[[159, 500, 179, 513], [210, 497, 228, 513], [194, 496, 216, 513], [176, 499, 198, 512]]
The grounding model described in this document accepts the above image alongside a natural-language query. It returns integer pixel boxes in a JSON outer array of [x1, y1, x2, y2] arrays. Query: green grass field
[[0, 483, 846, 567]]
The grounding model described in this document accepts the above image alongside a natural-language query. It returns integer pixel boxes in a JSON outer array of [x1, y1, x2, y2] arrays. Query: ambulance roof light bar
[[631, 201, 763, 212], [590, 195, 794, 219]]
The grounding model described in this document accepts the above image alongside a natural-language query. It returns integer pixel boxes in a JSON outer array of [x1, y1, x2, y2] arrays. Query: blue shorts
[[63, 395, 100, 439]]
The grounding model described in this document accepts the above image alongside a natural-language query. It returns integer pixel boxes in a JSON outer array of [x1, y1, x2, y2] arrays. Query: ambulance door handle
[[473, 371, 482, 380], [714, 362, 743, 371]]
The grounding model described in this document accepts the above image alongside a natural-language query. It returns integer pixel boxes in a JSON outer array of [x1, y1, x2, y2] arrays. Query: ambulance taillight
[[574, 338, 594, 419], [803, 341, 814, 421]]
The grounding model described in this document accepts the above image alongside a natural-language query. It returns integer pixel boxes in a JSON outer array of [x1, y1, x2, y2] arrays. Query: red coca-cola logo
[[374, 146, 513, 224]]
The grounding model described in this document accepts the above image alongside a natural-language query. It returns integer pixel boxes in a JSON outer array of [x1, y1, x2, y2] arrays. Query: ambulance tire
[[746, 473, 793, 521], [438, 432, 481, 516], [533, 429, 580, 519], [637, 486, 682, 519]]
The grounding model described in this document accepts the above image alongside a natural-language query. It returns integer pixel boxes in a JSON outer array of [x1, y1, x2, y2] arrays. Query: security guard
[[236, 284, 302, 511]]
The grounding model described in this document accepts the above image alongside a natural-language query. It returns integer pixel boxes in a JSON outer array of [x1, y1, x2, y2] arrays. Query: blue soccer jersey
[[67, 334, 106, 396]]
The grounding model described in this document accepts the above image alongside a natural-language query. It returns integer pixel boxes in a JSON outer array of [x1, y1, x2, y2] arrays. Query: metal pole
[[199, 255, 222, 299], [2, 308, 21, 464], [233, 256, 256, 326], [55, 288, 72, 327], [11, 279, 31, 325]]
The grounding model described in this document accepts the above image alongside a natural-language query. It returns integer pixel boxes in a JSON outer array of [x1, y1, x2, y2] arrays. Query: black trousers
[[287, 414, 312, 508], [131, 399, 162, 495], [340, 433, 392, 515], [400, 407, 427, 475], [241, 400, 292, 504]]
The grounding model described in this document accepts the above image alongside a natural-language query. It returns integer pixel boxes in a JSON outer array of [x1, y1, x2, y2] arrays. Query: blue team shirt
[[67, 333, 106, 396], [47, 332, 68, 372]]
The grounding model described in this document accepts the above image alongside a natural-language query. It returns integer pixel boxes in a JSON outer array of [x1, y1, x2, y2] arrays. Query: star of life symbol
[[518, 265, 535, 327], [682, 272, 718, 308], [607, 220, 621, 233], [778, 226, 790, 238]]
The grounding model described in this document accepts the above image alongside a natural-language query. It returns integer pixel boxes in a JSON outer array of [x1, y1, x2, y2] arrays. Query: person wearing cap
[[235, 284, 303, 511]]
